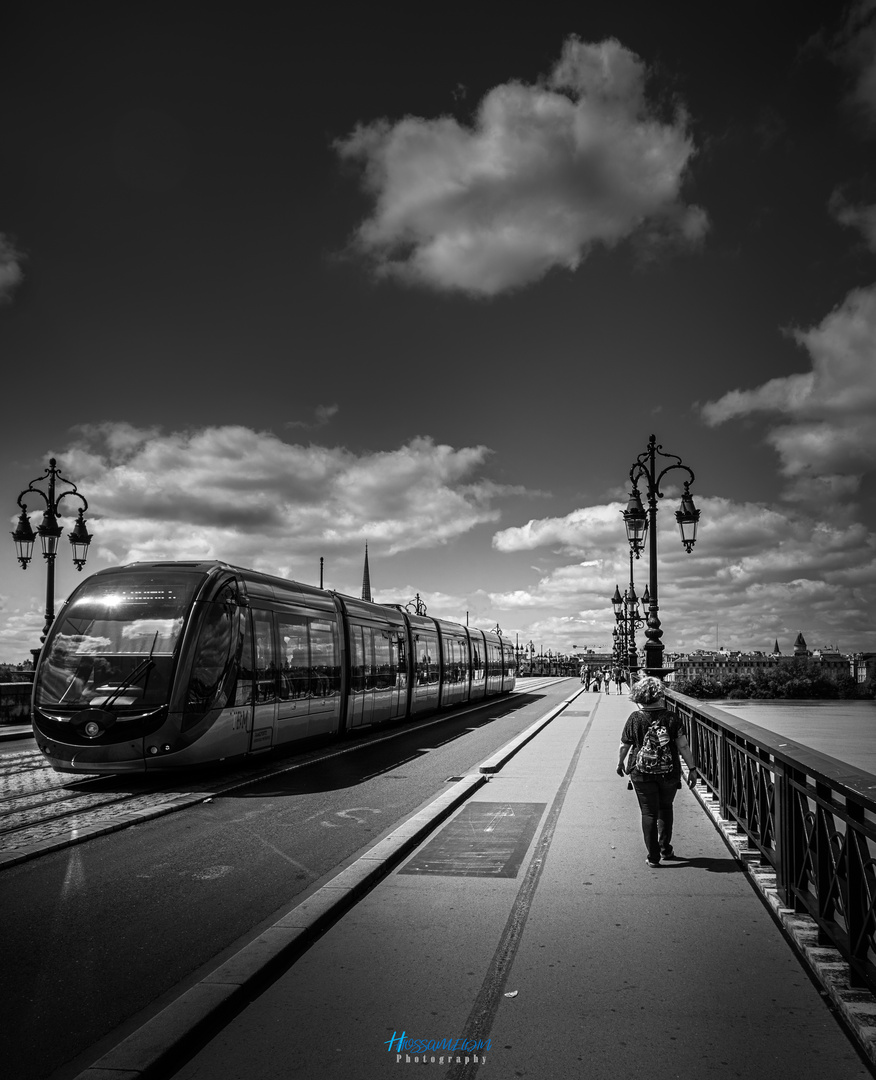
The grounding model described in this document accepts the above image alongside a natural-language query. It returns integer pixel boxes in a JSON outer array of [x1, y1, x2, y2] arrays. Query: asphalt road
[[1, 680, 574, 1080]]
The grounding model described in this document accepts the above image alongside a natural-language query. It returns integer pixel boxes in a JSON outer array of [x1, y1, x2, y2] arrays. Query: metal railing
[[668, 691, 876, 993], [0, 682, 33, 724]]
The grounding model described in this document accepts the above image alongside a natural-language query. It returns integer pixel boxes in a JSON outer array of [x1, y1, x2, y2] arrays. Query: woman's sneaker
[[645, 857, 660, 868]]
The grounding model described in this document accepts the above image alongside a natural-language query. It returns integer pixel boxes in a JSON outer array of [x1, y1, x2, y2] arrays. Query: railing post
[[846, 799, 869, 988], [815, 781, 834, 945], [718, 725, 729, 820], [773, 761, 795, 908]]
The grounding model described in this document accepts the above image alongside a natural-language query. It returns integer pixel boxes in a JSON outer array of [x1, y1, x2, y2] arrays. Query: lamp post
[[11, 457, 93, 648], [621, 434, 700, 677], [611, 550, 647, 682]]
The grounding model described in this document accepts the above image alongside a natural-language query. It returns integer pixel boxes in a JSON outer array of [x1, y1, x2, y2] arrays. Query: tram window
[[445, 636, 463, 683], [278, 613, 309, 699], [363, 627, 376, 690], [309, 619, 339, 697], [396, 630, 407, 684], [352, 626, 367, 691], [183, 602, 235, 725], [234, 614, 254, 706], [488, 643, 501, 675], [373, 630, 393, 689], [252, 610, 278, 703], [415, 632, 439, 685], [34, 570, 204, 710]]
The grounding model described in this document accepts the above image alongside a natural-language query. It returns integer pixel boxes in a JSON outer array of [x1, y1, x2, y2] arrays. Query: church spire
[[361, 544, 372, 603]]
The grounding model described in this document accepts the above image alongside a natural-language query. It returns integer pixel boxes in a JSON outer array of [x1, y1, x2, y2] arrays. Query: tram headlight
[[84, 721, 101, 739], [148, 745, 159, 755]]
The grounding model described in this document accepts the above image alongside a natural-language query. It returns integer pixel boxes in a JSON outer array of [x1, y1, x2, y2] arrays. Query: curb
[[0, 726, 33, 742], [478, 685, 588, 773], [72, 687, 586, 1080], [691, 779, 876, 1069]]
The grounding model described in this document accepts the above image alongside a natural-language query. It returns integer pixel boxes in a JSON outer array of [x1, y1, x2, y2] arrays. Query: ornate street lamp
[[676, 482, 701, 553], [621, 435, 700, 676], [622, 486, 648, 556], [405, 593, 428, 616], [11, 458, 93, 645], [610, 548, 648, 682]]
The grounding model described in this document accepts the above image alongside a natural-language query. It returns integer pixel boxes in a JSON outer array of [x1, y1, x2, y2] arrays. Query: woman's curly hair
[[629, 675, 666, 705]]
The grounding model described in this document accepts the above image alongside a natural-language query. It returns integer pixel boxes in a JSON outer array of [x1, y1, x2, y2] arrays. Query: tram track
[[0, 679, 567, 870]]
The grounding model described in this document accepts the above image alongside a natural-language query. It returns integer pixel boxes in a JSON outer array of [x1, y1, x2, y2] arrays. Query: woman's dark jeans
[[632, 777, 678, 861]]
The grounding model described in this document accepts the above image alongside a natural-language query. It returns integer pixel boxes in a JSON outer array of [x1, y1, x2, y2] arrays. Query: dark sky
[[1, 1, 874, 660]]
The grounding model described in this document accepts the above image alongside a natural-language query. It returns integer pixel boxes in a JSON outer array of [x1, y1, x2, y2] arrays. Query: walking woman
[[616, 676, 698, 867]]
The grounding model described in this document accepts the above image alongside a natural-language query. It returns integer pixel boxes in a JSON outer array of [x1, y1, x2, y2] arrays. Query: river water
[[707, 699, 876, 776]]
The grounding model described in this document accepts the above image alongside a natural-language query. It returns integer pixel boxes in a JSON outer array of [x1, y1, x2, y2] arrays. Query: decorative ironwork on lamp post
[[405, 593, 428, 616], [621, 434, 700, 676], [11, 458, 93, 646]]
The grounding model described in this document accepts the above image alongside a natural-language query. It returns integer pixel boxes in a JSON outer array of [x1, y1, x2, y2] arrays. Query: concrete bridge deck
[[75, 688, 874, 1080]]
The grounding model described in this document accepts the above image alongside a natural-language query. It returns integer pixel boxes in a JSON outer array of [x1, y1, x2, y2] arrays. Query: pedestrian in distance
[[615, 675, 698, 867], [592, 671, 602, 692]]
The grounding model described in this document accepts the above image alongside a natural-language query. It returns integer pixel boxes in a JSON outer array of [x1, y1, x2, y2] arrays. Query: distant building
[[670, 633, 851, 682], [853, 653, 876, 684]]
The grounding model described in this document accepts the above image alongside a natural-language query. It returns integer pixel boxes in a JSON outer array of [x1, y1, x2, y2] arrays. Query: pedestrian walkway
[[78, 690, 873, 1080]]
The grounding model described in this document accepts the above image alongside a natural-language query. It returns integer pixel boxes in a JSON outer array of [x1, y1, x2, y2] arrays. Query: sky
[[1, 2, 875, 664]]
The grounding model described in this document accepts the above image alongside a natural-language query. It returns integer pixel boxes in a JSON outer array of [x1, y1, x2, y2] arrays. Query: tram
[[31, 561, 516, 774]]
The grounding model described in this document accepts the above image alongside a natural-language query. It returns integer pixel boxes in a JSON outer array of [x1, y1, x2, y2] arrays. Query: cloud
[[336, 36, 707, 296], [285, 403, 339, 429], [493, 503, 622, 555], [488, 495, 876, 654], [701, 283, 876, 503], [0, 233, 24, 303], [53, 424, 518, 575], [832, 0, 876, 127], [829, 187, 876, 250]]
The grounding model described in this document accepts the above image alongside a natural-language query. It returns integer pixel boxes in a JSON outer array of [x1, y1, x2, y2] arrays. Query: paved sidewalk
[[80, 691, 872, 1079]]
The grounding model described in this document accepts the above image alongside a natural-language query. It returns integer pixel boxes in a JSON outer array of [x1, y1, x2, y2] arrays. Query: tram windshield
[[35, 569, 207, 711]]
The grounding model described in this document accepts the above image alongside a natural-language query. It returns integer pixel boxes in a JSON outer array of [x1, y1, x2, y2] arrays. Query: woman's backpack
[[634, 716, 674, 775]]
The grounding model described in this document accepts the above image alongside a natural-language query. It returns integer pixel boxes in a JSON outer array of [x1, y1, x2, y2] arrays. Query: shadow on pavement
[[661, 856, 743, 873]]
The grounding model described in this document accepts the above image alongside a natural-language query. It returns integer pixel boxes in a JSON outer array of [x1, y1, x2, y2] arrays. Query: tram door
[[248, 608, 277, 750]]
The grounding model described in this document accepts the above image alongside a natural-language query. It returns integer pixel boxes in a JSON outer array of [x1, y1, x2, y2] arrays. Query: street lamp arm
[[17, 460, 89, 517], [629, 444, 695, 501]]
